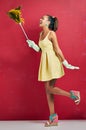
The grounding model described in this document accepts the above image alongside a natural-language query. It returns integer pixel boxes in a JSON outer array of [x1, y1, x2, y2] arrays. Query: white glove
[[26, 39, 40, 52], [62, 60, 80, 70]]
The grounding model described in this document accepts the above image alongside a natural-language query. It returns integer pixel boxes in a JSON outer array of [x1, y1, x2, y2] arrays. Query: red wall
[[0, 0, 86, 120]]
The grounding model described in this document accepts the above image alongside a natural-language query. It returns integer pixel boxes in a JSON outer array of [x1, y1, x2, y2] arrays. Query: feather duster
[[7, 6, 29, 40], [7, 6, 24, 23]]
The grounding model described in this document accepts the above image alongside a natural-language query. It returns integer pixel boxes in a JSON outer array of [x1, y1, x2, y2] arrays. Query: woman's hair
[[47, 15, 58, 32]]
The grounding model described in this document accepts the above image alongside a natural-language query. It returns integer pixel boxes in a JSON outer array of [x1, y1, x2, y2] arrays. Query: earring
[[45, 24, 48, 27]]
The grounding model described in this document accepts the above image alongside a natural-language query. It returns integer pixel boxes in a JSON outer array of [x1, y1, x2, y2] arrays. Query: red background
[[0, 0, 86, 120]]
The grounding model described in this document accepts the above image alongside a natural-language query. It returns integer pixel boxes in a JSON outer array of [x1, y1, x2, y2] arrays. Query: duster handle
[[19, 23, 29, 40]]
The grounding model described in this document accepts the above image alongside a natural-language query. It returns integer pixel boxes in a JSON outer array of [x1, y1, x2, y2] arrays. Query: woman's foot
[[70, 90, 80, 105], [45, 113, 58, 127]]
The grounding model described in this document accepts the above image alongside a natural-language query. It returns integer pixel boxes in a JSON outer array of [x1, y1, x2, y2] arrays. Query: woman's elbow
[[55, 50, 59, 56]]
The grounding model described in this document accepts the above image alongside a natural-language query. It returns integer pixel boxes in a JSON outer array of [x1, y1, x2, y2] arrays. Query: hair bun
[[47, 14, 58, 31]]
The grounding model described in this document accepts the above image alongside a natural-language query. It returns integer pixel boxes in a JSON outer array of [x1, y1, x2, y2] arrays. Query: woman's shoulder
[[49, 31, 57, 39], [50, 30, 56, 35]]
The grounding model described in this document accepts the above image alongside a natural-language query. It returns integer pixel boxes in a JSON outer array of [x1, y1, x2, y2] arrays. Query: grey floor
[[0, 120, 86, 130]]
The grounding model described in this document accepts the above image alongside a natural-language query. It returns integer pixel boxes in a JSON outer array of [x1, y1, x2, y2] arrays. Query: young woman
[[26, 15, 80, 127]]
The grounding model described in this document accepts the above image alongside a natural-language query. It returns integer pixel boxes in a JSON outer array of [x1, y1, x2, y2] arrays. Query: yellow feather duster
[[7, 6, 24, 23], [7, 6, 29, 40]]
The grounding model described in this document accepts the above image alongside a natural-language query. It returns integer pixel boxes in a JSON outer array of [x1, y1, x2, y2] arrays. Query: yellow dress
[[38, 31, 65, 81]]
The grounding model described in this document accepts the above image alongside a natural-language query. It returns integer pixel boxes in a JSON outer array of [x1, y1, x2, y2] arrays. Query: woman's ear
[[47, 21, 50, 26]]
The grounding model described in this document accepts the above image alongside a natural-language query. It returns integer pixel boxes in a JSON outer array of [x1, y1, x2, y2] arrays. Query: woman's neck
[[42, 27, 50, 34]]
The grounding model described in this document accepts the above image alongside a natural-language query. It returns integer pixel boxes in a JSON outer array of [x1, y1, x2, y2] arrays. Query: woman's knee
[[46, 86, 51, 94], [45, 82, 51, 94]]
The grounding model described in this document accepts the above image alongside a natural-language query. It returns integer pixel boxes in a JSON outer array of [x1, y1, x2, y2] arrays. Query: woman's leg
[[45, 80, 80, 105], [45, 79, 59, 127], [45, 80, 71, 98], [45, 79, 56, 115]]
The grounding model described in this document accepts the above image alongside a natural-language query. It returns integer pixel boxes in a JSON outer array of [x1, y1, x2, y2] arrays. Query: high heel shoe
[[70, 90, 80, 105], [45, 113, 58, 127]]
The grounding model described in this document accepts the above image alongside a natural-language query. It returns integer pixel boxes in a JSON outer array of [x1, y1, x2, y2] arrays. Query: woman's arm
[[50, 31, 79, 69], [50, 31, 65, 61]]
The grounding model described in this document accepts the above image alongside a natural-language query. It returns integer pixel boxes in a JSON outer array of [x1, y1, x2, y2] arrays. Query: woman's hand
[[26, 39, 40, 52], [62, 60, 80, 70]]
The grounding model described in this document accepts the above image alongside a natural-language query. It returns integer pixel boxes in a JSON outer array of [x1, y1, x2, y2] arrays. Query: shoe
[[70, 90, 80, 105], [45, 113, 58, 127]]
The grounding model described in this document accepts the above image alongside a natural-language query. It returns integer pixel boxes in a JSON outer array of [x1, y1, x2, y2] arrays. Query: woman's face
[[39, 15, 50, 27]]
